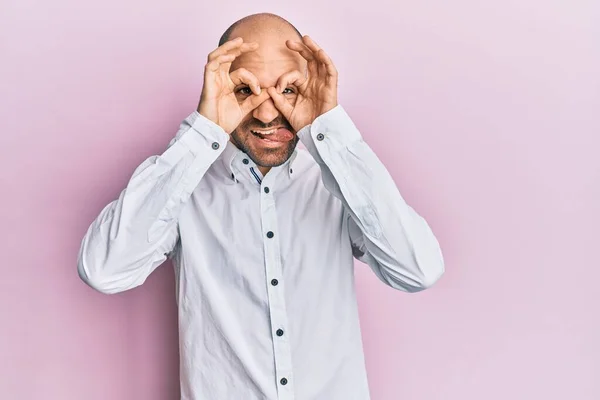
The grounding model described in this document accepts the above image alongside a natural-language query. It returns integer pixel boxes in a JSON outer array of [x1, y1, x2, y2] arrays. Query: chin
[[251, 147, 292, 167]]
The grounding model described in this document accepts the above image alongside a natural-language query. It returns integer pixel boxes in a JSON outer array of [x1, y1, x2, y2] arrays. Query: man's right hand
[[197, 37, 269, 134]]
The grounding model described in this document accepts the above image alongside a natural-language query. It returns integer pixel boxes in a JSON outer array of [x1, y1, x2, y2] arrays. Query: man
[[77, 12, 444, 400]]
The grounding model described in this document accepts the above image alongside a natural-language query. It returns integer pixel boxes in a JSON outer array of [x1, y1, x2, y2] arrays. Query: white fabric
[[77, 104, 445, 400]]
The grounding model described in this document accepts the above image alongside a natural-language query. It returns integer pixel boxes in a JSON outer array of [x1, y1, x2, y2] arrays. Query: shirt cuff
[[298, 104, 363, 153], [185, 111, 230, 149]]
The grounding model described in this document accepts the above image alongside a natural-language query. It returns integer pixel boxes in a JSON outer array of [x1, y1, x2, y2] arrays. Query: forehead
[[229, 29, 307, 87]]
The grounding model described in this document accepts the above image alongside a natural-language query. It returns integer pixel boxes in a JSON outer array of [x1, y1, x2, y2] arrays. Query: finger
[[313, 50, 337, 80], [314, 49, 338, 78], [275, 70, 308, 94], [285, 40, 315, 61], [240, 90, 271, 115], [229, 68, 261, 94], [286, 40, 319, 79], [237, 42, 260, 55], [302, 36, 338, 79], [207, 37, 243, 61], [207, 37, 258, 61], [215, 42, 259, 59], [300, 36, 323, 77], [267, 87, 294, 118], [216, 43, 261, 74], [205, 53, 237, 72], [302, 35, 321, 53]]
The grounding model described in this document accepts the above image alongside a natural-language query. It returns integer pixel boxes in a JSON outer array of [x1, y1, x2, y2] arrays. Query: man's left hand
[[267, 35, 338, 132]]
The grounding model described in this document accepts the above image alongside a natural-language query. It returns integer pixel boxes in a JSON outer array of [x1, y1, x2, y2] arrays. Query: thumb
[[267, 87, 294, 119]]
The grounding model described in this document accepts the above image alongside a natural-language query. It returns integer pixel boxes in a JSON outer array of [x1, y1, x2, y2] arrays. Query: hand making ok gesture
[[197, 37, 270, 134], [267, 35, 339, 132]]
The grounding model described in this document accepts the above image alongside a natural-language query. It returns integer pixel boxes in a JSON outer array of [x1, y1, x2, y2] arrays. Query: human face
[[228, 30, 307, 169]]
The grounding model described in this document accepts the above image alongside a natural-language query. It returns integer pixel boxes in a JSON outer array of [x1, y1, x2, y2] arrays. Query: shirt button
[[289, 168, 293, 174], [266, 231, 274, 238], [280, 378, 288, 385], [316, 133, 325, 141], [264, 187, 270, 193], [212, 142, 220, 150], [271, 279, 278, 286], [276, 329, 284, 336], [243, 158, 249, 164]]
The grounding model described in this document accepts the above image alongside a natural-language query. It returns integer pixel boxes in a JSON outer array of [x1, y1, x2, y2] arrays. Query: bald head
[[218, 13, 302, 47], [218, 13, 306, 172]]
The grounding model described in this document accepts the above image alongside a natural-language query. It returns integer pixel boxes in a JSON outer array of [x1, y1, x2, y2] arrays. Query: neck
[[257, 165, 271, 176]]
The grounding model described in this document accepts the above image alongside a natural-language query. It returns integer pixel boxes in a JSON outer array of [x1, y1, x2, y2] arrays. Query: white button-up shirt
[[77, 104, 445, 400]]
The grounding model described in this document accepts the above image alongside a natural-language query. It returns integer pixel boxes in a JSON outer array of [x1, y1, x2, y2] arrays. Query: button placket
[[249, 166, 263, 185], [260, 175, 295, 399]]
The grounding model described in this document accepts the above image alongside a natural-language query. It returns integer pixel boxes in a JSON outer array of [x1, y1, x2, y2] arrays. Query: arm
[[77, 112, 229, 294], [297, 105, 445, 293], [78, 37, 270, 295]]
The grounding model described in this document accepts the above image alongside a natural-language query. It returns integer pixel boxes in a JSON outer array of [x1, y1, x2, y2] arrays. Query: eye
[[282, 87, 295, 94], [236, 86, 252, 95]]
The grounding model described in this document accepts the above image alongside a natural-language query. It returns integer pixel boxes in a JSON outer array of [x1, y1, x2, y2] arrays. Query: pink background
[[1, 0, 599, 399]]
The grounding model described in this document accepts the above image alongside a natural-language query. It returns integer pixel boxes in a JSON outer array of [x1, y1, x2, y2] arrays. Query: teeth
[[252, 129, 277, 135]]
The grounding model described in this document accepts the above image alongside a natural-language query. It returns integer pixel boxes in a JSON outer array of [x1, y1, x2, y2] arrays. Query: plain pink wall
[[1, 0, 599, 399]]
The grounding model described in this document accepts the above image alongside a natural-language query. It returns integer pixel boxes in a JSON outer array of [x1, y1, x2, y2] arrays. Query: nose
[[252, 98, 280, 125]]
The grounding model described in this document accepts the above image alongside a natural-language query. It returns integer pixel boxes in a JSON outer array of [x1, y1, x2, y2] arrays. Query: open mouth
[[252, 129, 280, 142], [251, 128, 294, 143]]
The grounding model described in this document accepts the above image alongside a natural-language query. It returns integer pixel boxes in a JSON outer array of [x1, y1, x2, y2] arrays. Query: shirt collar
[[220, 140, 299, 183]]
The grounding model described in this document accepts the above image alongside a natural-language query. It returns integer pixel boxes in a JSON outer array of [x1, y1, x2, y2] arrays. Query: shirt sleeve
[[297, 105, 445, 293], [77, 111, 229, 294]]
